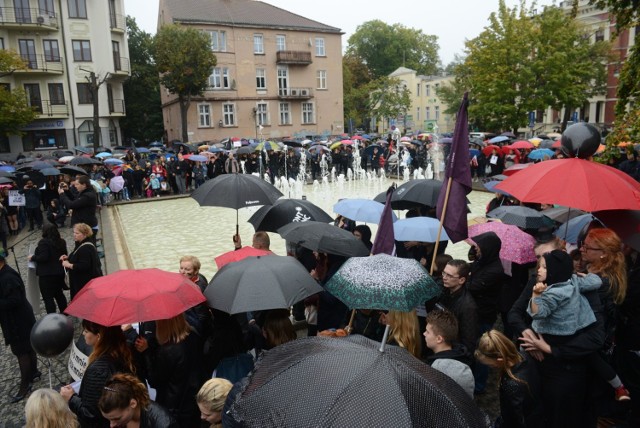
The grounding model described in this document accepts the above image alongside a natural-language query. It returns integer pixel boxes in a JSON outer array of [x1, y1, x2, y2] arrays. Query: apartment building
[[0, 0, 129, 153], [158, 0, 344, 142]]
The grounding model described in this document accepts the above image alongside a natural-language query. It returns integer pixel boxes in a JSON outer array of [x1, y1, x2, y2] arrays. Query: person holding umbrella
[[28, 224, 68, 314], [58, 175, 98, 235]]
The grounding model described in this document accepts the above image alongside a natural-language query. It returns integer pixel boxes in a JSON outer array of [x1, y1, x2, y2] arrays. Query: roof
[[161, 0, 342, 33]]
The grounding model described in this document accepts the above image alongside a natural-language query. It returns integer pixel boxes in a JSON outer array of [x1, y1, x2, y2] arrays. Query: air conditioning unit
[[290, 89, 298, 96], [300, 89, 309, 96], [36, 16, 46, 24]]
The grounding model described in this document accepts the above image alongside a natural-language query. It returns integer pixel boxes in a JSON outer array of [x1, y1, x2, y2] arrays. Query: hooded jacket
[[467, 232, 505, 324]]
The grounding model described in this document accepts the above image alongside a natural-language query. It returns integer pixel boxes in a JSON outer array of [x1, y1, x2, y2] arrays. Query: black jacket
[[498, 354, 544, 428], [60, 187, 98, 227], [68, 239, 102, 295], [69, 356, 122, 428], [468, 232, 505, 324], [140, 402, 178, 428], [439, 286, 480, 354], [0, 263, 36, 345], [426, 342, 473, 367], [30, 237, 67, 277], [618, 256, 640, 350]]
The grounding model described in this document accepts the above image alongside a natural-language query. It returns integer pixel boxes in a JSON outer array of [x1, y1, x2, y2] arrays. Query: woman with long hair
[[581, 228, 627, 306], [60, 320, 135, 427], [29, 224, 68, 313], [475, 330, 543, 427], [381, 310, 422, 359], [98, 373, 176, 427], [135, 314, 201, 427], [25, 388, 79, 428], [60, 223, 102, 299], [262, 309, 297, 350], [196, 378, 233, 428]]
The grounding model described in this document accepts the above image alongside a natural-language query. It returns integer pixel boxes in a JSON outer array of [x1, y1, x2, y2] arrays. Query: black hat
[[542, 250, 573, 285]]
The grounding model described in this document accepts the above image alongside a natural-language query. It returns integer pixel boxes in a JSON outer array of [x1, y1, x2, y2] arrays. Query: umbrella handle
[[378, 324, 390, 353], [345, 309, 356, 334], [236, 210, 239, 236]]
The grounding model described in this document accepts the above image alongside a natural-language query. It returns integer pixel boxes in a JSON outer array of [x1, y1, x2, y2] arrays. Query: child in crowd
[[423, 310, 474, 398], [528, 249, 630, 401]]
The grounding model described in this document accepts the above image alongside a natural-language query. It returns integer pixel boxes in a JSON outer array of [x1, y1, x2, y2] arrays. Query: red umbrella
[[482, 145, 502, 157], [340, 139, 354, 145], [64, 269, 205, 326], [351, 135, 366, 140], [551, 140, 561, 148], [215, 246, 273, 269], [503, 163, 531, 176], [509, 140, 534, 149], [496, 158, 640, 212]]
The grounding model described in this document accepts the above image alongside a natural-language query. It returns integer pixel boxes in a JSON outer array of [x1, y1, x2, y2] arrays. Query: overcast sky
[[123, 0, 557, 65]]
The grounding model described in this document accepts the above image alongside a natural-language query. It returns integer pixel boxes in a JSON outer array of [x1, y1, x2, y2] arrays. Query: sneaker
[[615, 385, 631, 401]]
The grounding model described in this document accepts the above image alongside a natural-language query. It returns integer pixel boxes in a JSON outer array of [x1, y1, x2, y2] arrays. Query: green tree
[[343, 53, 374, 132], [121, 17, 164, 145], [367, 77, 412, 129], [346, 20, 440, 79], [154, 24, 216, 143], [0, 50, 37, 137]]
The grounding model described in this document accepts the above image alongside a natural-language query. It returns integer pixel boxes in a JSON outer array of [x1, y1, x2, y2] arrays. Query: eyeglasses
[[581, 244, 603, 252], [442, 272, 460, 279]]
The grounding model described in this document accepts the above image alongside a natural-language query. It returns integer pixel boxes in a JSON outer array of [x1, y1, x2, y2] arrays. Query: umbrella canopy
[[542, 207, 586, 223], [374, 179, 443, 210], [95, 152, 112, 158], [277, 221, 369, 257], [509, 140, 534, 149], [595, 210, 640, 251], [60, 165, 88, 176], [0, 177, 14, 185], [205, 255, 323, 314], [503, 163, 532, 176], [363, 144, 383, 156], [64, 269, 206, 326], [215, 246, 272, 270], [488, 135, 510, 144], [482, 145, 502, 157], [57, 155, 75, 163], [393, 217, 449, 242], [40, 167, 61, 176], [136, 147, 150, 153], [483, 180, 511, 196], [27, 160, 55, 170], [325, 253, 439, 311], [496, 158, 640, 212], [468, 222, 537, 264], [538, 139, 555, 149], [554, 214, 601, 244], [191, 174, 283, 210], [0, 165, 16, 173], [104, 158, 124, 166], [333, 199, 397, 224], [527, 148, 555, 160], [501, 132, 516, 138], [187, 154, 208, 162], [109, 176, 125, 192], [255, 141, 280, 152], [224, 335, 486, 427], [308, 144, 331, 154], [69, 157, 102, 166], [15, 157, 34, 165], [248, 198, 333, 232], [0, 170, 15, 178], [487, 206, 554, 229]]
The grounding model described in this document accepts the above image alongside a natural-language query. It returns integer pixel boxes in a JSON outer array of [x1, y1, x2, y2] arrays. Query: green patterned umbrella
[[325, 253, 440, 312]]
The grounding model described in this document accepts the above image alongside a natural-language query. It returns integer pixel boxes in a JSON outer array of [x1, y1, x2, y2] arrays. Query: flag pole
[[430, 176, 453, 275]]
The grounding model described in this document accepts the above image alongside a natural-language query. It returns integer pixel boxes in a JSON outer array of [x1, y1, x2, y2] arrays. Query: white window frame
[[256, 102, 268, 126], [315, 37, 325, 56], [276, 35, 286, 52], [426, 85, 430, 97], [256, 68, 266, 90], [302, 102, 314, 124], [198, 104, 211, 128], [207, 30, 227, 52], [416, 107, 420, 121], [222, 103, 236, 126], [435, 105, 440, 120], [416, 83, 421, 97], [254, 34, 264, 54], [208, 67, 230, 89], [316, 70, 327, 90], [426, 106, 430, 120], [279, 102, 291, 125]]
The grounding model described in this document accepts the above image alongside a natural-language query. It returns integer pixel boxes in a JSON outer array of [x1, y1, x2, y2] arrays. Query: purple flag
[[372, 184, 396, 255], [436, 92, 471, 243]]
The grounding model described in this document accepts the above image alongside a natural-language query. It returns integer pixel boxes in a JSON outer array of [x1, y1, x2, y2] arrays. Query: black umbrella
[[236, 146, 253, 155], [0, 171, 15, 178], [0, 177, 14, 185], [73, 146, 93, 154], [374, 179, 443, 209], [205, 255, 323, 314], [15, 157, 34, 165], [277, 221, 369, 257], [248, 199, 333, 232], [542, 206, 586, 223], [60, 165, 88, 176], [281, 140, 303, 148], [0, 153, 19, 162], [19, 170, 45, 188], [40, 167, 61, 177], [191, 174, 283, 234], [69, 157, 102, 166], [52, 150, 74, 158], [487, 206, 554, 230], [223, 335, 487, 428]]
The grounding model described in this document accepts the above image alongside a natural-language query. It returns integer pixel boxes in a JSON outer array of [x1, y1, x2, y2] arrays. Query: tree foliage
[[154, 24, 216, 143], [120, 17, 164, 144], [0, 50, 36, 137], [343, 53, 375, 131], [368, 77, 412, 123], [346, 20, 439, 79]]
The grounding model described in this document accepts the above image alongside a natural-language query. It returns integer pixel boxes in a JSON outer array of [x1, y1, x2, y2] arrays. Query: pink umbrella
[[340, 139, 354, 145], [400, 136, 412, 142], [351, 135, 366, 140], [468, 222, 537, 265], [109, 175, 125, 192], [509, 140, 534, 149], [503, 163, 532, 176]]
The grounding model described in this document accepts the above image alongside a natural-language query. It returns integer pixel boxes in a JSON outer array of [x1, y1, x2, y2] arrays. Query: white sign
[[8, 190, 25, 206], [68, 341, 89, 381]]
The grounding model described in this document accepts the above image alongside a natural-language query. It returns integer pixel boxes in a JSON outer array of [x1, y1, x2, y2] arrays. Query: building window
[[207, 30, 227, 52], [302, 102, 314, 124], [222, 103, 235, 126], [0, 38, 4, 49], [19, 39, 37, 69], [416, 83, 421, 96], [48, 83, 65, 104], [435, 105, 440, 120], [256, 68, 266, 89], [315, 38, 325, 56], [112, 41, 121, 70], [434, 83, 440, 92], [425, 85, 430, 97], [595, 29, 605, 42], [208, 67, 230, 89], [426, 106, 430, 120], [24, 83, 42, 113], [72, 40, 91, 61], [198, 104, 211, 127], [416, 107, 420, 121], [68, 0, 87, 18], [276, 35, 286, 51], [43, 40, 60, 61], [316, 70, 327, 90], [39, 0, 54, 14], [254, 34, 264, 54], [77, 83, 93, 104], [279, 102, 291, 125], [256, 102, 268, 126]]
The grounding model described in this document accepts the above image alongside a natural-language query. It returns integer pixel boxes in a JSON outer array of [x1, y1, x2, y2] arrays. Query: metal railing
[[109, 13, 125, 31], [0, 7, 58, 28], [38, 100, 69, 117], [112, 56, 130, 74], [16, 54, 64, 73], [109, 99, 125, 114], [276, 50, 312, 65]]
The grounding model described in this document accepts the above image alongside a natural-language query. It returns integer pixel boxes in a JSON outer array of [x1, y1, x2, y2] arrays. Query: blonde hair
[[386, 310, 422, 358], [156, 314, 191, 345], [74, 222, 93, 238], [180, 255, 201, 272], [586, 228, 627, 304], [196, 378, 233, 413], [475, 330, 524, 384], [25, 388, 79, 428]]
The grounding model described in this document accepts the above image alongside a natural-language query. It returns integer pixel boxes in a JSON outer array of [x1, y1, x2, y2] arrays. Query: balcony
[[276, 50, 312, 65], [109, 13, 126, 33], [14, 54, 64, 75], [36, 101, 69, 118], [278, 87, 313, 100], [109, 99, 125, 116], [0, 7, 58, 31], [111, 57, 130, 77]]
